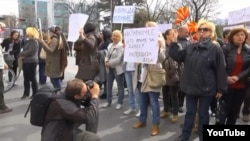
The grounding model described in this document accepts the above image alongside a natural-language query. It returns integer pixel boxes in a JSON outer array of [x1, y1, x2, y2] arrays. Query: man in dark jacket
[[177, 25, 190, 113], [74, 23, 101, 81], [41, 79, 100, 141]]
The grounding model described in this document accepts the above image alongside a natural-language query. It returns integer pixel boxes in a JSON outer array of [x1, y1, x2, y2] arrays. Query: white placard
[[157, 23, 173, 33], [223, 24, 245, 31], [124, 27, 159, 64], [113, 6, 135, 24], [228, 6, 250, 25], [67, 13, 89, 42]]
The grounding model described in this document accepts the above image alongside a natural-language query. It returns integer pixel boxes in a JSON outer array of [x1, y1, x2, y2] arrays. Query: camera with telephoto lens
[[81, 80, 94, 107]]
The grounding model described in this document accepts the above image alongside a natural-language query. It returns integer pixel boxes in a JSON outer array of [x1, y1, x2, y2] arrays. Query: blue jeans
[[50, 77, 62, 89], [138, 83, 160, 125], [125, 71, 136, 109], [39, 62, 47, 84], [106, 69, 124, 105], [182, 95, 213, 141]]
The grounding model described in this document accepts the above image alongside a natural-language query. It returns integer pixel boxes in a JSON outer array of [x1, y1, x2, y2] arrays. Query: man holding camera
[[41, 78, 100, 141]]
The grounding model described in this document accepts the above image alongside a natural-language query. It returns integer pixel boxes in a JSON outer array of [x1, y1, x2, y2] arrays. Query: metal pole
[[110, 0, 113, 30], [34, 0, 37, 27]]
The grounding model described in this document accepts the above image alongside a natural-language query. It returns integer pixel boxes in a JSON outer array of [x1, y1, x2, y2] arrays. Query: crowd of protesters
[[0, 19, 250, 141]]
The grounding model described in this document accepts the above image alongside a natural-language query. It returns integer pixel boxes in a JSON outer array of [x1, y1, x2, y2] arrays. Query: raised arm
[[169, 42, 187, 63], [41, 38, 58, 53]]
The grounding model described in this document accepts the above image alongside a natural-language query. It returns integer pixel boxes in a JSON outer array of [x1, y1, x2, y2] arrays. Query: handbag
[[215, 99, 226, 124], [40, 48, 46, 59], [147, 66, 166, 88]]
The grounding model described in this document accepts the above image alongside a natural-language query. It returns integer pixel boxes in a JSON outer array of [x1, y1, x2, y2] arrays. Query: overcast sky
[[0, 0, 250, 19]]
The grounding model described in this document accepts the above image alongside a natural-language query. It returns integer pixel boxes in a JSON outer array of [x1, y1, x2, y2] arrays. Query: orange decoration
[[192, 34, 199, 41], [187, 22, 198, 33], [175, 6, 190, 24]]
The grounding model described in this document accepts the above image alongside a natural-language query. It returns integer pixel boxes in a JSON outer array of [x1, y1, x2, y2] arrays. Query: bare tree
[[156, 0, 176, 23], [59, 0, 99, 22], [142, 0, 168, 21], [60, 0, 97, 15], [174, 0, 219, 22]]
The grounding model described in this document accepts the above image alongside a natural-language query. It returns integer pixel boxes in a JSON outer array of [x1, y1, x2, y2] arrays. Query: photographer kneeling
[[41, 78, 100, 141]]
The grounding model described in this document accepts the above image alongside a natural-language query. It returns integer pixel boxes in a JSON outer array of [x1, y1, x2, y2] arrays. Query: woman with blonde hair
[[170, 20, 227, 141], [102, 30, 125, 110], [132, 21, 166, 136], [19, 27, 39, 99]]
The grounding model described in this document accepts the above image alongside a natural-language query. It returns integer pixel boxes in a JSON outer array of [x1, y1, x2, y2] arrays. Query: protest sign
[[123, 27, 159, 64], [223, 24, 245, 31], [67, 13, 89, 42], [113, 6, 135, 24], [228, 6, 250, 25], [158, 23, 172, 33]]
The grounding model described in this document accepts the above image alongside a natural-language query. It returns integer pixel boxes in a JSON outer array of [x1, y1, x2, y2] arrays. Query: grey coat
[[105, 42, 124, 75], [20, 38, 39, 63]]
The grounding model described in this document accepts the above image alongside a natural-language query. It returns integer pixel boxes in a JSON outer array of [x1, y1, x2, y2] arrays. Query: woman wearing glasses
[[169, 20, 227, 141]]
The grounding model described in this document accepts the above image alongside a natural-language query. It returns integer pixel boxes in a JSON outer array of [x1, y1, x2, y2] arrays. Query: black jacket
[[41, 93, 99, 141], [223, 44, 250, 83], [169, 39, 227, 96]]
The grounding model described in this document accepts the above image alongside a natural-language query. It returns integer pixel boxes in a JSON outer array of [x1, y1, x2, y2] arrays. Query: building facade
[[18, 0, 69, 32]]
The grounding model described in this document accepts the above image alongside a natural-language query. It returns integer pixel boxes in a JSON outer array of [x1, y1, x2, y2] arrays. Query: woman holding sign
[[132, 21, 166, 136]]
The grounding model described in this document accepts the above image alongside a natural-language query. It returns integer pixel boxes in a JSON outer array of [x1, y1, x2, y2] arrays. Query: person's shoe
[[136, 110, 141, 118], [21, 95, 28, 99], [99, 93, 107, 99], [0, 107, 13, 114], [115, 104, 122, 110], [178, 107, 184, 113], [242, 115, 249, 122], [102, 103, 111, 108], [160, 111, 169, 118], [151, 124, 159, 136], [174, 135, 189, 141], [171, 115, 179, 123], [192, 125, 199, 134], [133, 121, 146, 128], [124, 108, 136, 115]]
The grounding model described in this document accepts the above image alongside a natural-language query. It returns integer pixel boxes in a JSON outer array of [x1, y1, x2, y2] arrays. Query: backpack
[[24, 85, 60, 127]]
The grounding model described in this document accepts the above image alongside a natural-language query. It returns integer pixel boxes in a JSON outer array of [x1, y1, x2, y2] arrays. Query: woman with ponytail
[[39, 26, 68, 89]]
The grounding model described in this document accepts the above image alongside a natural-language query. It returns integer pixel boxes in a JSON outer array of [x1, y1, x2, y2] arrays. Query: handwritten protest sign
[[228, 6, 250, 25], [67, 13, 89, 42], [124, 27, 159, 64], [113, 6, 135, 24], [223, 24, 245, 31], [158, 23, 172, 33]]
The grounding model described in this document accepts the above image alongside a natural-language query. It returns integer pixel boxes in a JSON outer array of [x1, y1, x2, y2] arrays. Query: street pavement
[[0, 56, 249, 141]]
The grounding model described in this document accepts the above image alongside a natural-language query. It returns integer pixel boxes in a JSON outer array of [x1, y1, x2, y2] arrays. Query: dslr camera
[[81, 80, 94, 107]]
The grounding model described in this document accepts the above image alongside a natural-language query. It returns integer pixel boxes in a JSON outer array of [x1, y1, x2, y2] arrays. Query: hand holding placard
[[123, 27, 159, 64]]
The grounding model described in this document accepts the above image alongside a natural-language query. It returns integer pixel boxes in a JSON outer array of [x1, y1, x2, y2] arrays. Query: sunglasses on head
[[198, 28, 210, 32]]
